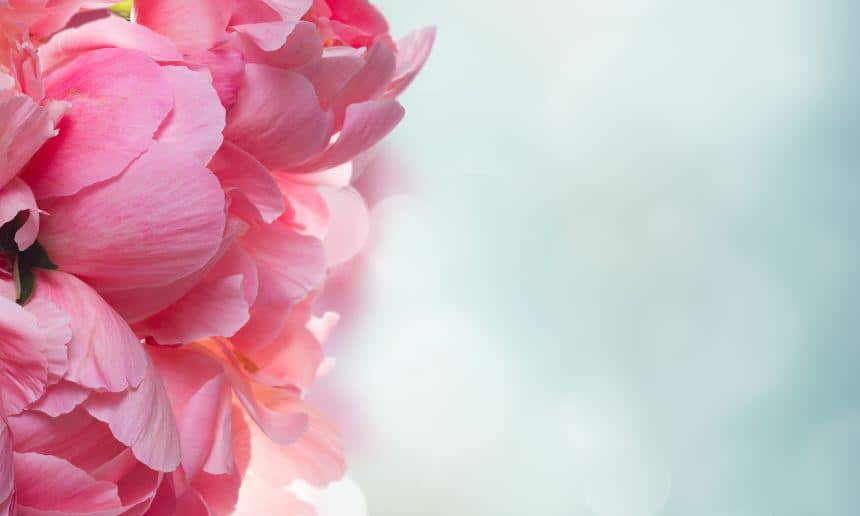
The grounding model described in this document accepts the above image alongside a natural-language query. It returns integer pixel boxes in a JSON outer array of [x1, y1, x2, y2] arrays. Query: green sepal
[[20, 241, 58, 271], [13, 256, 35, 305]]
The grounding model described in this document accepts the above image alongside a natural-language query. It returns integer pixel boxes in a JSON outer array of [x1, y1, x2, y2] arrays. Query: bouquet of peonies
[[0, 1, 433, 514]]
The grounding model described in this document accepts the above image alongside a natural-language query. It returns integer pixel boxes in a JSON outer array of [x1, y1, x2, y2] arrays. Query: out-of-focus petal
[[244, 402, 345, 488], [385, 26, 436, 98], [320, 186, 370, 267]]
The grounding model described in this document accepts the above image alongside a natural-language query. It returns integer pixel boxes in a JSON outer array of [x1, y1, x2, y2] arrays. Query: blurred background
[[314, 1, 860, 514]]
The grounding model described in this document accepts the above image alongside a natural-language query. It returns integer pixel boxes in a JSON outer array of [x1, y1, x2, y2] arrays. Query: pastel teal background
[[331, 1, 860, 514]]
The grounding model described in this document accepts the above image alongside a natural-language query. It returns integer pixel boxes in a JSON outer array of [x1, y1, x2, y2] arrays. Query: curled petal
[[385, 26, 437, 98], [84, 358, 182, 472], [210, 141, 286, 224], [289, 100, 404, 174], [225, 64, 332, 171]]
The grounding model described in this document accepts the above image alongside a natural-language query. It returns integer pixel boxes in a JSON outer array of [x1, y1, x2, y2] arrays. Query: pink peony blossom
[[0, 0, 433, 513]]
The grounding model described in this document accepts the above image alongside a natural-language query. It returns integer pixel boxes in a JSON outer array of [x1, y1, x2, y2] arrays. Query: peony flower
[[0, 0, 433, 513]]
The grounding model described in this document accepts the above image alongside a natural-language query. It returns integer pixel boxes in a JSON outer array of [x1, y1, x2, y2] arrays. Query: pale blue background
[[331, 1, 860, 514]]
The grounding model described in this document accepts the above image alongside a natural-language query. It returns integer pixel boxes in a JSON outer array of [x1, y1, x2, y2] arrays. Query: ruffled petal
[[289, 99, 403, 174], [210, 141, 286, 224], [84, 357, 182, 472], [385, 26, 436, 98], [31, 270, 146, 392]]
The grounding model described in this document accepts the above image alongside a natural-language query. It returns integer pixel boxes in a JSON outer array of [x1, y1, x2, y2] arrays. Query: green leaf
[[0, 211, 27, 253], [13, 256, 34, 305], [20, 241, 58, 270], [109, 0, 134, 20]]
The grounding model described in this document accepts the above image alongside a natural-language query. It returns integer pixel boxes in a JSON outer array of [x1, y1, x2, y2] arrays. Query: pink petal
[[39, 141, 227, 292], [329, 41, 395, 110], [320, 186, 370, 267], [135, 244, 258, 345], [326, 0, 390, 43], [149, 347, 233, 482], [0, 177, 39, 250], [225, 64, 333, 171], [237, 20, 322, 70], [240, 295, 324, 391], [28, 380, 90, 417], [385, 26, 436, 98], [84, 357, 182, 472], [155, 66, 225, 166], [244, 403, 345, 488], [22, 295, 71, 382], [0, 419, 14, 512], [235, 471, 314, 516], [210, 141, 286, 224], [189, 48, 245, 109], [37, 15, 183, 74], [31, 270, 147, 392], [230, 0, 311, 51], [232, 222, 326, 352], [0, 80, 66, 190], [206, 342, 308, 447], [277, 177, 329, 238], [135, 0, 232, 53], [22, 0, 115, 40], [289, 99, 404, 174], [104, 217, 249, 324], [23, 48, 173, 199], [0, 296, 50, 415], [296, 52, 366, 109], [13, 452, 121, 512]]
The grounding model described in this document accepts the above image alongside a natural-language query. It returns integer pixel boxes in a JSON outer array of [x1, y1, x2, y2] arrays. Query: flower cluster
[[0, 1, 433, 514]]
